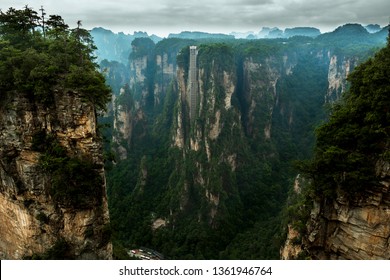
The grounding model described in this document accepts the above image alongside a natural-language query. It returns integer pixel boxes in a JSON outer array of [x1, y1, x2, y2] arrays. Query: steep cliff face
[[283, 160, 390, 260], [112, 92, 133, 160], [242, 56, 290, 139], [105, 32, 387, 259], [155, 51, 179, 105], [130, 55, 149, 101], [113, 39, 192, 160], [0, 90, 112, 259], [172, 47, 242, 223], [282, 39, 390, 260], [128, 38, 196, 110], [305, 161, 390, 259], [326, 53, 358, 102], [173, 67, 187, 149]]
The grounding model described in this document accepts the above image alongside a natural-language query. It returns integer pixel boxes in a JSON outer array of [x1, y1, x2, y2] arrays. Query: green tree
[[1, 7, 112, 210], [0, 6, 40, 47], [46, 14, 69, 38], [300, 34, 390, 196], [0, 6, 111, 110]]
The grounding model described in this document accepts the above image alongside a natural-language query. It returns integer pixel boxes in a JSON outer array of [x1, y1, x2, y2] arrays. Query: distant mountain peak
[[168, 31, 234, 40], [364, 24, 382, 33], [332, 23, 369, 35], [249, 26, 321, 39]]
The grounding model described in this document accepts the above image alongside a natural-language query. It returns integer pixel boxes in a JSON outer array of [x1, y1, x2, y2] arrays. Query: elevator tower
[[188, 46, 198, 120]]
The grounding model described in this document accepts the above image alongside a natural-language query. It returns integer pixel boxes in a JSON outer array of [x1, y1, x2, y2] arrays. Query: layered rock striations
[[283, 161, 390, 260], [173, 45, 243, 224], [282, 38, 390, 259], [0, 90, 112, 259], [112, 38, 193, 159], [305, 166, 390, 260], [326, 54, 357, 102]]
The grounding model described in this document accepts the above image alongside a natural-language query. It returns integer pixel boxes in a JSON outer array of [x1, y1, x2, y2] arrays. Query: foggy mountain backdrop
[[94, 23, 389, 259], [0, 6, 388, 259]]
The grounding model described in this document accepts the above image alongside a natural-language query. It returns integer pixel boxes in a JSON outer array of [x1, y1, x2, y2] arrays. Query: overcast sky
[[1, 0, 389, 37]]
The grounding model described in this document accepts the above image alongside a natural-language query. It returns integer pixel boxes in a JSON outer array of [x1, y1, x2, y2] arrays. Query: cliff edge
[[0, 90, 112, 259], [0, 7, 112, 259], [282, 33, 390, 260]]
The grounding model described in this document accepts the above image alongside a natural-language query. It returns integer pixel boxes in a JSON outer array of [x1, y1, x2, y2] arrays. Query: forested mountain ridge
[[103, 24, 389, 259], [91, 27, 162, 65], [0, 5, 388, 260], [282, 31, 390, 260], [0, 7, 112, 259]]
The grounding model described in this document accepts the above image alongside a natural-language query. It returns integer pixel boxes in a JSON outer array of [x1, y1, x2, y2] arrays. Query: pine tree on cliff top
[[0, 6, 110, 110]]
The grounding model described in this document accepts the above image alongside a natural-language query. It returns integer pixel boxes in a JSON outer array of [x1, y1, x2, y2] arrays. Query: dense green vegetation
[[4, 6, 386, 259], [281, 32, 390, 259], [3, 9, 380, 258], [103, 27, 388, 260], [0, 6, 111, 109], [0, 7, 110, 210], [298, 33, 390, 197]]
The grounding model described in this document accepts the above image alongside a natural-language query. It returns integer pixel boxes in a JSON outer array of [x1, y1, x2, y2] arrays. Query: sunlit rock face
[[326, 54, 357, 102], [0, 90, 112, 259], [304, 160, 390, 260], [282, 161, 390, 260]]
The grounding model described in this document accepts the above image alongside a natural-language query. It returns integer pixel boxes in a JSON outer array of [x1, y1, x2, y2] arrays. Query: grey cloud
[[1, 0, 389, 36], [228, 0, 275, 6]]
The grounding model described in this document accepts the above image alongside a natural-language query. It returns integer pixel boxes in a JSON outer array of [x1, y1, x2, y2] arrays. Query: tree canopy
[[299, 33, 390, 196], [0, 6, 110, 110]]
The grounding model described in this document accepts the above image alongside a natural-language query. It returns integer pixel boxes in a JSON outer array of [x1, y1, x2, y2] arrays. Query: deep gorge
[[99, 24, 389, 259]]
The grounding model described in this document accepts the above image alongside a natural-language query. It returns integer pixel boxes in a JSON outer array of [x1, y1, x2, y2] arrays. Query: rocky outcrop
[[243, 57, 281, 139], [172, 68, 186, 149], [282, 160, 390, 260], [303, 160, 390, 260], [280, 225, 302, 259], [130, 55, 149, 102], [112, 88, 133, 160], [155, 52, 178, 105], [0, 90, 112, 259], [113, 46, 180, 160], [281, 42, 389, 259], [326, 54, 356, 102], [172, 48, 243, 224]]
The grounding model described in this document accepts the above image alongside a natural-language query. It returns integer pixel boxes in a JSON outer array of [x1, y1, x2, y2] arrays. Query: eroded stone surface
[[0, 91, 112, 259]]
